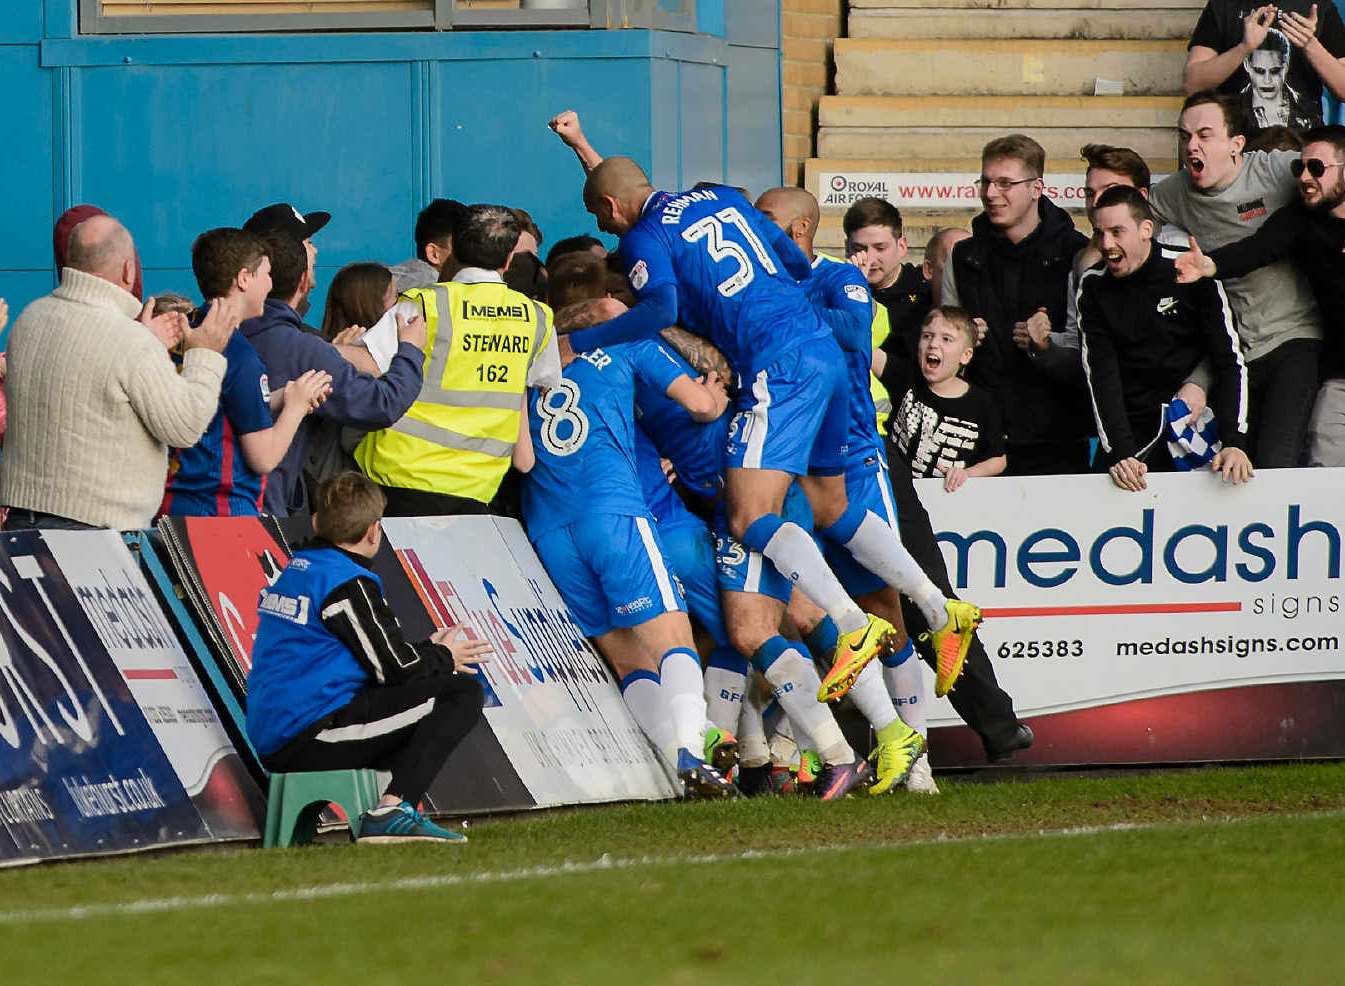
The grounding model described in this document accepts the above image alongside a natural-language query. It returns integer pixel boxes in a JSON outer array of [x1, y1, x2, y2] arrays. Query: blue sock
[[741, 513, 785, 554], [881, 639, 916, 668], [802, 616, 840, 662], [749, 635, 793, 673], [819, 499, 867, 546]]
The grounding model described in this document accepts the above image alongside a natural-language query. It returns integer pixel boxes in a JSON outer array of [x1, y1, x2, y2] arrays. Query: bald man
[[3, 215, 236, 530]]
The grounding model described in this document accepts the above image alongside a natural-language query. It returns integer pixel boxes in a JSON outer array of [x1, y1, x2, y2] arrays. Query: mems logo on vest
[[462, 300, 529, 321]]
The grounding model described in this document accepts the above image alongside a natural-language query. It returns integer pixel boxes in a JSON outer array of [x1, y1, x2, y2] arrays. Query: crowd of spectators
[[1, 81, 1344, 534]]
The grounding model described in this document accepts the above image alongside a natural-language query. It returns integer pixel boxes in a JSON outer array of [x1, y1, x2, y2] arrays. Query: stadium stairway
[[808, 0, 1200, 258]]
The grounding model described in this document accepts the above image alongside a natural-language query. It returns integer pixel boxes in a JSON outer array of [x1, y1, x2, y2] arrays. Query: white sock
[[761, 523, 867, 634], [659, 648, 708, 759], [738, 682, 771, 768], [761, 647, 854, 765], [620, 671, 678, 771], [848, 661, 899, 733], [703, 665, 748, 735], [842, 512, 948, 628], [884, 658, 928, 738]]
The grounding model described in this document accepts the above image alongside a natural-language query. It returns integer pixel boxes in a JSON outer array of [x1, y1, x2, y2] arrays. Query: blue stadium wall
[[0, 0, 783, 336]]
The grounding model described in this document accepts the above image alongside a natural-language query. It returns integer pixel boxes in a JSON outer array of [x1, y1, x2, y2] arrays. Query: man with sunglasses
[[941, 134, 1091, 476], [1175, 125, 1345, 465]]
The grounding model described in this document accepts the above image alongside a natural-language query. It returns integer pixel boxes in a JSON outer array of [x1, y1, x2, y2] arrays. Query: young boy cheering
[[891, 307, 1007, 492], [247, 472, 492, 844]]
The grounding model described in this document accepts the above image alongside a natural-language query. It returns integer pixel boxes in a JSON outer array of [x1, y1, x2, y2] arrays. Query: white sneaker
[[904, 754, 939, 794]]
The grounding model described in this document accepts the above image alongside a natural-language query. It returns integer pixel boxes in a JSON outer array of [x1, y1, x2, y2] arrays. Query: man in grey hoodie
[[1149, 90, 1322, 467]]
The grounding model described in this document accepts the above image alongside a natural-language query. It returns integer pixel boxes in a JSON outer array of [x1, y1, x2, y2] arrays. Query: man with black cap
[[244, 202, 328, 323], [238, 202, 426, 518]]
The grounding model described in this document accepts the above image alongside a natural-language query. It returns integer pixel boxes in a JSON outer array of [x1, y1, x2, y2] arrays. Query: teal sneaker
[[357, 802, 467, 844]]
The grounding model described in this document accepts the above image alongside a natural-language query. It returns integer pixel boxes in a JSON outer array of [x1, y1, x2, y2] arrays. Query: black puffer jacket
[[948, 199, 1090, 446], [1078, 247, 1248, 464]]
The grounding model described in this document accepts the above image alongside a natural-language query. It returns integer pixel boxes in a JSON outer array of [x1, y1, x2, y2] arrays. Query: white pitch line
[[0, 812, 1333, 927]]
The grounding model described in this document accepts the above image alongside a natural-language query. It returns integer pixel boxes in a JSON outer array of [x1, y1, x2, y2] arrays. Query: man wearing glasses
[[1175, 125, 1345, 466], [941, 134, 1092, 476]]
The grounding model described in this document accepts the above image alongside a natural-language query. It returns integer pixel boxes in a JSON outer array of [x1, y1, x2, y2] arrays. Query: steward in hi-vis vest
[[356, 269, 555, 507]]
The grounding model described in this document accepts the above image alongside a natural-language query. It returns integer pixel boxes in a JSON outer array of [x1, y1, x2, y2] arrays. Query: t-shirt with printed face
[[892, 380, 1005, 479], [1188, 0, 1345, 133]]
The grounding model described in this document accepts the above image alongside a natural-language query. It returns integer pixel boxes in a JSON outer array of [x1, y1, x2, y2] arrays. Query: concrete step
[[819, 126, 1176, 162], [849, 6, 1199, 39], [849, 0, 1204, 8], [820, 95, 1182, 128], [804, 156, 1178, 212], [834, 38, 1187, 96]]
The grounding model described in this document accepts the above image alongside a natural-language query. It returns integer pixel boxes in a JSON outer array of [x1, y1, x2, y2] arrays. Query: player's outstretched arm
[[568, 283, 677, 353], [549, 110, 604, 173]]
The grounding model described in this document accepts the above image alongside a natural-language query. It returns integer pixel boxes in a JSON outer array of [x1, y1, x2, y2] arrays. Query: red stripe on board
[[123, 669, 178, 680], [981, 601, 1243, 618]]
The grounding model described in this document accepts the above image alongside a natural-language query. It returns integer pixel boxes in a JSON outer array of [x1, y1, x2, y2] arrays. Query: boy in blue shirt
[[248, 472, 491, 843], [162, 228, 331, 516]]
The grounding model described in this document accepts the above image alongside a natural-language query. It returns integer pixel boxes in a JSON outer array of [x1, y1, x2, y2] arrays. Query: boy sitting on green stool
[[248, 471, 491, 844]]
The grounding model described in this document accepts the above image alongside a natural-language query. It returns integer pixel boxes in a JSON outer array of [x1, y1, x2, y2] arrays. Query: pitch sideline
[[1, 810, 1337, 927]]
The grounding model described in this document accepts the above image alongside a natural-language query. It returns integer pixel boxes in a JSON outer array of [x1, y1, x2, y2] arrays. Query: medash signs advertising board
[[379, 516, 679, 807], [921, 469, 1345, 765]]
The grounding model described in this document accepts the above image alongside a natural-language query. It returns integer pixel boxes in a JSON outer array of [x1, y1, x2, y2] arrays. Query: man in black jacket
[[942, 135, 1092, 475], [1175, 125, 1345, 466], [1080, 186, 1253, 491]]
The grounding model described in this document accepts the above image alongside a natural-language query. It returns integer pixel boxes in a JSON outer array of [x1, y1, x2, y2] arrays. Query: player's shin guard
[[742, 514, 866, 634], [821, 503, 948, 629], [620, 669, 677, 771], [738, 680, 771, 768], [703, 646, 749, 735], [848, 662, 900, 733], [882, 641, 928, 738], [802, 615, 840, 665], [752, 636, 853, 765], [660, 648, 709, 759]]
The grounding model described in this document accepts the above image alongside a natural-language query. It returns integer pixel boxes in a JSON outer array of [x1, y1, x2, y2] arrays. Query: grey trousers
[[1308, 378, 1345, 467]]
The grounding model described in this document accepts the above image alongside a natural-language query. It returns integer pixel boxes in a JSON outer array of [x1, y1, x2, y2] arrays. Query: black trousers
[[378, 484, 491, 518], [262, 672, 485, 805], [882, 438, 1022, 757], [1247, 338, 1320, 469], [1003, 439, 1092, 476]]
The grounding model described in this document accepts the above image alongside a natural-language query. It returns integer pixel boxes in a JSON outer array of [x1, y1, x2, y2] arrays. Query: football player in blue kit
[[626, 323, 876, 798], [562, 158, 981, 732], [757, 185, 953, 793], [521, 299, 737, 797]]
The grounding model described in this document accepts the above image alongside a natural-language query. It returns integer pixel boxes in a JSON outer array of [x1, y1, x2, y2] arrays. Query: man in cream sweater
[[2, 214, 234, 530]]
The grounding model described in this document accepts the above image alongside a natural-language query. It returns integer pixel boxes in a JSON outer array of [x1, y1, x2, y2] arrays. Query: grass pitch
[[4, 762, 1344, 985]]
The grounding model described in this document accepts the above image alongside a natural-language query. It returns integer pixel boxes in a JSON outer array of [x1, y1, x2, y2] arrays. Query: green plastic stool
[[263, 769, 381, 848]]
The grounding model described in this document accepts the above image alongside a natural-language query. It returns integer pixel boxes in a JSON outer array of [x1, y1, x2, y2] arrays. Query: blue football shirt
[[163, 330, 274, 517], [524, 346, 678, 536], [616, 187, 830, 377], [805, 254, 884, 466]]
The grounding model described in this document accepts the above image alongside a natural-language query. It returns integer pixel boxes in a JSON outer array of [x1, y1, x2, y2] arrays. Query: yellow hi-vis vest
[[816, 252, 893, 433], [355, 280, 553, 503]]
